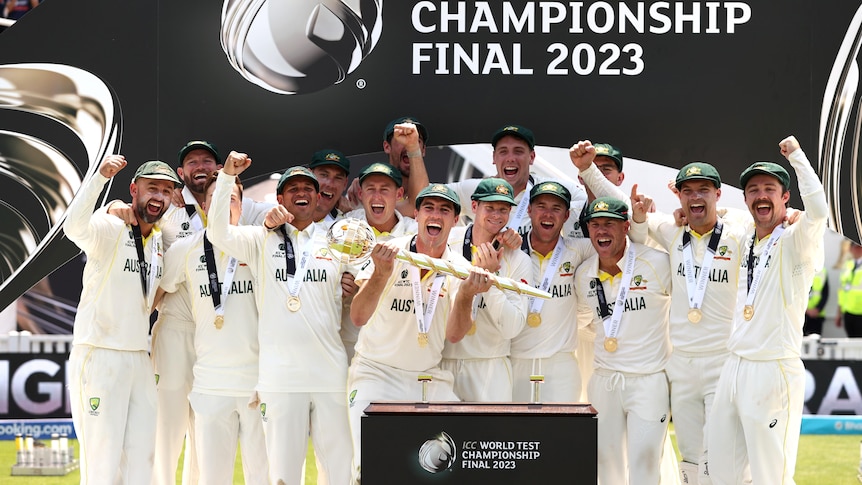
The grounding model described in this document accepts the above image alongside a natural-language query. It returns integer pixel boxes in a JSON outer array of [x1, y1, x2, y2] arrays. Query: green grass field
[[0, 430, 857, 483]]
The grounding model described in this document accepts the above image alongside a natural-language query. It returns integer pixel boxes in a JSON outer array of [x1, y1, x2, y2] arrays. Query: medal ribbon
[[506, 181, 533, 231], [528, 236, 566, 315], [682, 221, 723, 311], [744, 225, 785, 308], [409, 236, 446, 337], [203, 233, 238, 317], [183, 190, 205, 232], [131, 225, 160, 309], [594, 245, 637, 341], [279, 225, 315, 298]]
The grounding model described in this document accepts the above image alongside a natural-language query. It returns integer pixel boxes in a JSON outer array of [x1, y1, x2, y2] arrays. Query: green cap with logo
[[308, 148, 350, 174], [739, 161, 790, 189], [177, 140, 220, 167], [383, 116, 429, 143], [593, 143, 623, 171], [491, 124, 535, 149], [529, 181, 572, 206], [675, 162, 722, 189], [584, 196, 629, 222], [276, 166, 319, 194], [471, 178, 516, 205], [134, 160, 182, 187], [416, 183, 461, 214], [358, 162, 403, 187]]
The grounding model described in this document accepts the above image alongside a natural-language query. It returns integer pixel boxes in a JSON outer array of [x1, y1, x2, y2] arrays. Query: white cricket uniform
[[510, 236, 594, 402], [630, 210, 749, 483], [448, 174, 588, 237], [208, 171, 352, 485], [347, 235, 464, 478], [160, 231, 268, 485], [441, 225, 532, 401], [709, 149, 828, 485], [339, 208, 418, 364], [65, 171, 161, 485], [152, 187, 274, 485], [575, 240, 672, 485]]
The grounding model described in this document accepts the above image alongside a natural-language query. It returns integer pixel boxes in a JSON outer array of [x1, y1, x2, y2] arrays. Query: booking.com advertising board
[[1, 1, 862, 428]]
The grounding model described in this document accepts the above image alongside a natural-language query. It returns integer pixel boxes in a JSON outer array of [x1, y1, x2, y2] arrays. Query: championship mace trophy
[[326, 218, 552, 299]]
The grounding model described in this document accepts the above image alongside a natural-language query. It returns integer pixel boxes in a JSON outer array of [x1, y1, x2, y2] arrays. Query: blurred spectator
[[3, 0, 39, 21], [804, 267, 829, 336], [838, 242, 862, 337]]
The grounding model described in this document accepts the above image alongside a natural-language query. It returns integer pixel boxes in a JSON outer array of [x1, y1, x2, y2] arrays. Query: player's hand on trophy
[[263, 205, 294, 230], [99, 155, 126, 178], [393, 123, 422, 154], [473, 241, 502, 273], [341, 272, 358, 302], [223, 151, 252, 176], [569, 140, 597, 172], [779, 135, 801, 159], [630, 184, 651, 223], [370, 241, 398, 276], [462, 266, 494, 296]]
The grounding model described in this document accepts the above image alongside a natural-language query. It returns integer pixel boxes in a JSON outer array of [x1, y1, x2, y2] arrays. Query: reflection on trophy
[[820, 3, 862, 243], [327, 218, 552, 299]]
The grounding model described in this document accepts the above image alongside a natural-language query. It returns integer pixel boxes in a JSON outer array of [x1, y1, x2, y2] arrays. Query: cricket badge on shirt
[[348, 389, 358, 408], [260, 403, 268, 422]]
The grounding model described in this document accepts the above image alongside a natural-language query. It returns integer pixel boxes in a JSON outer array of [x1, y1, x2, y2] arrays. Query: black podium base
[[361, 402, 597, 484]]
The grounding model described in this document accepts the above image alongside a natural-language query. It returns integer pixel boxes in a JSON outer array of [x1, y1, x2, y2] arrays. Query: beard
[[135, 197, 166, 224]]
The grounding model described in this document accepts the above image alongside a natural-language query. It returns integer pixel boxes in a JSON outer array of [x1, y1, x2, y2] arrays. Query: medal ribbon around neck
[[131, 224, 160, 309], [744, 225, 785, 312], [183, 189, 205, 232], [279, 225, 315, 299], [409, 236, 446, 340], [506, 181, 533, 231], [682, 221, 723, 315], [528, 236, 566, 316], [203, 233, 238, 320], [595, 245, 637, 343]]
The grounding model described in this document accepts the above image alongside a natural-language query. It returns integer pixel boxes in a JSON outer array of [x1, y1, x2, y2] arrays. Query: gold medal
[[527, 312, 542, 327], [687, 308, 702, 324], [466, 322, 477, 336], [287, 296, 301, 312], [743, 305, 754, 321], [417, 332, 429, 347], [604, 337, 618, 353], [214, 315, 224, 329]]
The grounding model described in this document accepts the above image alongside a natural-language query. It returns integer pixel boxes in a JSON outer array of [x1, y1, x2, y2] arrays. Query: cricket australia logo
[[349, 389, 357, 408], [632, 275, 643, 286], [260, 403, 267, 422], [88, 397, 101, 416]]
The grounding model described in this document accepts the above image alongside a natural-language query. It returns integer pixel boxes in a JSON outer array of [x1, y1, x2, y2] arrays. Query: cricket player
[[347, 183, 494, 483], [65, 156, 180, 485], [309, 148, 350, 224], [157, 172, 268, 484], [442, 178, 532, 402], [708, 136, 828, 485], [575, 196, 672, 485], [628, 162, 749, 483], [510, 181, 596, 402], [208, 152, 354, 485], [340, 162, 418, 362]]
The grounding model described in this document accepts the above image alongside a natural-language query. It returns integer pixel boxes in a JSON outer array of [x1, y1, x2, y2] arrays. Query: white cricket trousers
[[511, 351, 581, 402], [589, 368, 670, 485], [257, 390, 352, 485], [69, 345, 157, 485], [666, 349, 730, 484], [151, 316, 197, 485], [708, 354, 804, 485], [188, 391, 268, 485], [441, 356, 513, 402]]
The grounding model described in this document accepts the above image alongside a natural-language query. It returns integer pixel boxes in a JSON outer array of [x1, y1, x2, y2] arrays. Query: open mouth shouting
[[596, 236, 613, 249], [370, 202, 386, 216], [688, 202, 706, 216], [425, 221, 443, 237], [753, 200, 773, 217]]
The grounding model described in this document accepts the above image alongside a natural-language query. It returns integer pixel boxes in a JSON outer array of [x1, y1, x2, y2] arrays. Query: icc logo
[[418, 431, 456, 473], [220, 0, 384, 94]]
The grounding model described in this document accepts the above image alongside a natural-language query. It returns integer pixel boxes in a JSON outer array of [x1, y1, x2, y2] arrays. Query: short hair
[[204, 170, 243, 199]]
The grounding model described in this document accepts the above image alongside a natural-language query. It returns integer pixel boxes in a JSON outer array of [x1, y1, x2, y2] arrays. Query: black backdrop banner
[[1, 0, 861, 309]]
